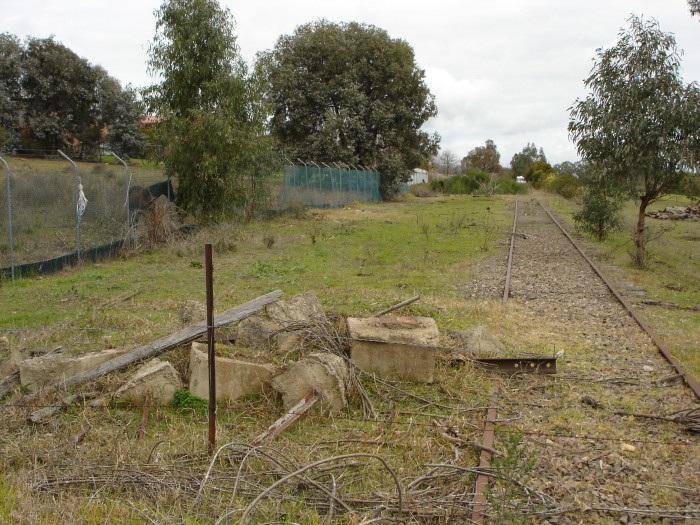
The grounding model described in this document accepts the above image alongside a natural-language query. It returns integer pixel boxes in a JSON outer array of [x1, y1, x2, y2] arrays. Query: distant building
[[516, 176, 526, 184], [409, 168, 429, 185]]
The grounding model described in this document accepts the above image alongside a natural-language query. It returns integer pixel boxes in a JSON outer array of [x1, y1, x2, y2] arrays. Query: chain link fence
[[1, 155, 383, 279], [0, 152, 169, 279], [280, 162, 381, 209]]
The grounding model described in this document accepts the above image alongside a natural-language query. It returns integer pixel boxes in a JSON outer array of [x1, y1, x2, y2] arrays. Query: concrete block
[[453, 325, 504, 353], [347, 316, 439, 383], [188, 342, 276, 402], [271, 353, 350, 412], [19, 347, 127, 390], [114, 358, 182, 404]]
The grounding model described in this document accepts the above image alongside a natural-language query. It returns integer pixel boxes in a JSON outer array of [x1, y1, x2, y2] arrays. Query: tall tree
[[569, 15, 700, 265], [510, 143, 546, 180], [145, 0, 277, 222], [0, 33, 144, 156], [0, 33, 23, 151], [256, 20, 439, 198], [462, 139, 501, 173], [434, 149, 460, 175]]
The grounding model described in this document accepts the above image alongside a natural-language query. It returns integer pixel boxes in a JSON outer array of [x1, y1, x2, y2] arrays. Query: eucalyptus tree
[[145, 0, 276, 222], [256, 20, 439, 198], [509, 143, 546, 180], [569, 15, 700, 265], [462, 139, 501, 174]]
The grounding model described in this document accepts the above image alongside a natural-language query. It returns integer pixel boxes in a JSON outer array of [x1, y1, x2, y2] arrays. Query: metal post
[[205, 243, 216, 455], [0, 155, 14, 280], [58, 150, 80, 261], [110, 152, 130, 230]]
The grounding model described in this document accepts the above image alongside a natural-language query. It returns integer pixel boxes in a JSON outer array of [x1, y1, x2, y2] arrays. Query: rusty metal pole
[[205, 244, 216, 454]]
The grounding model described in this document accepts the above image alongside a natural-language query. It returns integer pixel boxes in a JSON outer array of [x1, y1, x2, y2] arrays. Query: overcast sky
[[4, 0, 699, 165]]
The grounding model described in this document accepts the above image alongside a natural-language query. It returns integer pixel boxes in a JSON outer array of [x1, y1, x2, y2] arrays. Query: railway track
[[471, 197, 700, 524]]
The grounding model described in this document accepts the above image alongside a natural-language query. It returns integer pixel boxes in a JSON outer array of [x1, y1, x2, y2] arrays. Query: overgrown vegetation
[[431, 170, 528, 196]]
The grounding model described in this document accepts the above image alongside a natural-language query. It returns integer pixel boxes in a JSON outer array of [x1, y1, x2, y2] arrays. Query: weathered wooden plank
[[26, 290, 283, 400]]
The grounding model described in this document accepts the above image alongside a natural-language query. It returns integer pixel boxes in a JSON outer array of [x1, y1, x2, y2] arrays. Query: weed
[[479, 207, 497, 251], [170, 389, 207, 412], [487, 429, 539, 521], [262, 233, 276, 249], [18, 383, 31, 395], [417, 216, 430, 240], [189, 260, 203, 269]]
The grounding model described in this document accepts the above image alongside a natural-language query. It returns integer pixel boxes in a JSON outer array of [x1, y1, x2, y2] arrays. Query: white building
[[409, 169, 429, 185]]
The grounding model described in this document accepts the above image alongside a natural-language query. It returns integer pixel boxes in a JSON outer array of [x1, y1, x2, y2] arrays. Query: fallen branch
[[373, 296, 420, 317], [0, 371, 20, 398], [639, 299, 700, 312], [250, 389, 320, 447], [28, 392, 96, 424], [100, 290, 142, 308]]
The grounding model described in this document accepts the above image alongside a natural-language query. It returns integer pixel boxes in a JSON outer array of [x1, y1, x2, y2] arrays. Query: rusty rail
[[503, 200, 518, 304], [537, 200, 700, 401]]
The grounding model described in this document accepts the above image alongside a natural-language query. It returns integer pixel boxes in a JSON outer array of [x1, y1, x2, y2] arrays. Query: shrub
[[573, 187, 624, 241], [495, 178, 529, 194], [546, 173, 581, 199]]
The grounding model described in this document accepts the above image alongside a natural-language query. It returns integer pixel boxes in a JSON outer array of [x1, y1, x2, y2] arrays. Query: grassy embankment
[[543, 192, 700, 381]]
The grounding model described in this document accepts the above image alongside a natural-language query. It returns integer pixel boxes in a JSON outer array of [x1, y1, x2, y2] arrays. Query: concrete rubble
[[347, 316, 439, 383], [452, 325, 504, 354], [188, 342, 277, 402], [271, 352, 350, 412], [237, 291, 327, 353], [114, 358, 182, 404], [179, 300, 206, 324], [19, 347, 127, 390]]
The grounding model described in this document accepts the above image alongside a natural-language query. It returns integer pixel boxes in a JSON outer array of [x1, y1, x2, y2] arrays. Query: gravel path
[[465, 198, 700, 524]]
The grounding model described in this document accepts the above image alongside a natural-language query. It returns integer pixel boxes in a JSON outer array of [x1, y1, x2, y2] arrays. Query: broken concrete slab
[[236, 316, 282, 351], [188, 342, 276, 402], [272, 353, 350, 413], [19, 347, 128, 390], [347, 316, 439, 383], [179, 300, 206, 325], [453, 325, 504, 354], [114, 358, 182, 404], [266, 291, 327, 323], [236, 291, 327, 352]]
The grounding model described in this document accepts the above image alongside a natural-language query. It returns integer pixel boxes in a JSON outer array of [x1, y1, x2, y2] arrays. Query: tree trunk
[[634, 198, 650, 266]]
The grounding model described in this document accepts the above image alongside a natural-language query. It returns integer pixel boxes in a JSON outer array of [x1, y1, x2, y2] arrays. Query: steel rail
[[470, 199, 521, 524], [537, 199, 700, 401], [503, 200, 518, 304]]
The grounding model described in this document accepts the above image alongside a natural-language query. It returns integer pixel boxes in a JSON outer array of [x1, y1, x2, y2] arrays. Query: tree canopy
[[509, 143, 546, 180], [0, 33, 144, 156], [462, 139, 501, 173], [145, 0, 277, 222], [569, 15, 700, 265], [256, 20, 439, 198]]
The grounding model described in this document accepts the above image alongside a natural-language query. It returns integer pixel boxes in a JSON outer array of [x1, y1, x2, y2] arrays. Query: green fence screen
[[280, 164, 381, 209]]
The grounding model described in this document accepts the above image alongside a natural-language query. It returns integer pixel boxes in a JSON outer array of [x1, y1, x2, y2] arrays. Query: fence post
[[110, 151, 130, 230], [0, 155, 14, 280], [57, 150, 81, 261]]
